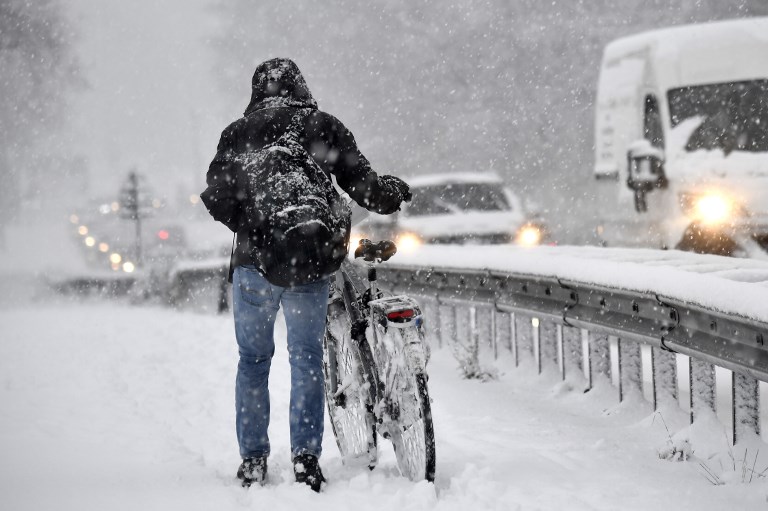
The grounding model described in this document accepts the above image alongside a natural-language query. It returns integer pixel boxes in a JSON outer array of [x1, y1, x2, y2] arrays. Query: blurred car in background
[[352, 173, 548, 251], [70, 194, 183, 264]]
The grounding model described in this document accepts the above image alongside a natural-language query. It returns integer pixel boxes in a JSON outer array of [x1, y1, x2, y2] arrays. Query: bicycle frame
[[334, 259, 425, 415], [337, 260, 382, 413], [324, 249, 434, 481]]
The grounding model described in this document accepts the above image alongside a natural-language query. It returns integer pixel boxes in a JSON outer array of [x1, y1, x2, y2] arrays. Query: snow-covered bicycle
[[322, 239, 436, 482]]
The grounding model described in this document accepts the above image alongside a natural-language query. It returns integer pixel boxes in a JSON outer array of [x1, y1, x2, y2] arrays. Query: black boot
[[293, 453, 326, 492], [237, 456, 268, 488]]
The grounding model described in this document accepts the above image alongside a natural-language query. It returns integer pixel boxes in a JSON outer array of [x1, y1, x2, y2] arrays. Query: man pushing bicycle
[[200, 57, 410, 492]]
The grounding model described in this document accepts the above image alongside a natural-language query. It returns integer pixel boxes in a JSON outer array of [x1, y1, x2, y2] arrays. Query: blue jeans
[[232, 265, 329, 460]]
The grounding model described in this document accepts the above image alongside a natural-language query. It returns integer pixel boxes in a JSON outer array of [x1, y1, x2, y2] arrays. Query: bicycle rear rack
[[369, 295, 423, 329]]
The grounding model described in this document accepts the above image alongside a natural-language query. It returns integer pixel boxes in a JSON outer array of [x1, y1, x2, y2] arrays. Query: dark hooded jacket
[[201, 58, 408, 273]]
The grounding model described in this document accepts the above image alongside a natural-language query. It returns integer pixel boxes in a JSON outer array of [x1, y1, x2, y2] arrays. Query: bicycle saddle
[[354, 239, 397, 262]]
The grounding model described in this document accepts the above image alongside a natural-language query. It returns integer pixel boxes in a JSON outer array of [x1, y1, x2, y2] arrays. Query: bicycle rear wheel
[[389, 371, 435, 482], [377, 327, 436, 482], [323, 300, 377, 466]]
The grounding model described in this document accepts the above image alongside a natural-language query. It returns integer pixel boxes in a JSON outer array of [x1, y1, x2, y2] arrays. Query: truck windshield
[[667, 79, 768, 154], [406, 183, 510, 216]]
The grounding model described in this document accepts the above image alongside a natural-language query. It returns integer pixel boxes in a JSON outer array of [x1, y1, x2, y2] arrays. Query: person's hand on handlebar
[[355, 239, 397, 262]]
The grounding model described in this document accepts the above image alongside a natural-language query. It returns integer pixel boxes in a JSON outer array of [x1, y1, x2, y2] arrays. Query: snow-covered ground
[[2, 302, 767, 510]]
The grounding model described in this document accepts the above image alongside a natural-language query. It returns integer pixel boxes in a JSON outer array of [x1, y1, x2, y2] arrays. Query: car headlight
[[515, 225, 542, 247], [396, 232, 422, 252], [680, 192, 739, 226], [694, 193, 734, 226]]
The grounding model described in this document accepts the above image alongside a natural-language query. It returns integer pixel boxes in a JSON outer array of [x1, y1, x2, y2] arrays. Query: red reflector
[[387, 309, 415, 320], [157, 230, 170, 240]]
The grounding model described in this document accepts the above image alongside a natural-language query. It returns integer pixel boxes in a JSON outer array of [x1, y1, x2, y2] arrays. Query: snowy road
[[1, 303, 767, 510]]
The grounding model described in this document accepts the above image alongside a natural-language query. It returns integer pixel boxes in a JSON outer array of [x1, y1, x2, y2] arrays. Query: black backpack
[[235, 109, 351, 287]]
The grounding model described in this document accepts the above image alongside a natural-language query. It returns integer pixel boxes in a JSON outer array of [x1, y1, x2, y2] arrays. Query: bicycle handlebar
[[354, 239, 397, 262]]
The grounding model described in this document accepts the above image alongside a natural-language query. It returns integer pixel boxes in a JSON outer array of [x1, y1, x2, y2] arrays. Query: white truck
[[593, 17, 768, 256]]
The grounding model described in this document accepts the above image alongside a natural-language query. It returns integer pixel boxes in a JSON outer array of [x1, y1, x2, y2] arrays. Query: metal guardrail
[[169, 256, 767, 443], [375, 264, 767, 444], [167, 263, 230, 314]]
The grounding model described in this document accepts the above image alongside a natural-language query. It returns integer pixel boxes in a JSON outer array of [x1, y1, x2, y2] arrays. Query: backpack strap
[[227, 232, 236, 283], [276, 108, 311, 146]]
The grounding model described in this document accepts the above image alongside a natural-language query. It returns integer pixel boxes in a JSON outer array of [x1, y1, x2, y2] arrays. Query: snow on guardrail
[[383, 245, 768, 324]]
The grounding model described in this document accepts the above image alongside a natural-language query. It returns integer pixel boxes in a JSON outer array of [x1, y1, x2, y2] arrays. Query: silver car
[[352, 173, 546, 250]]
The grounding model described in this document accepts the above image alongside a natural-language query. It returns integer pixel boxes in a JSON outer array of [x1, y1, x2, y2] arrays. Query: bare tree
[[0, 0, 80, 234]]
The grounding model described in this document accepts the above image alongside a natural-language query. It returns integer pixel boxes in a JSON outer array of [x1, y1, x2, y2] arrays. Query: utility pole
[[119, 170, 146, 266]]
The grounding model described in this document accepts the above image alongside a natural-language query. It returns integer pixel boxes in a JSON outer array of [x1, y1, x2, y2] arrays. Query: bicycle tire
[[376, 327, 436, 482], [390, 371, 435, 482], [322, 298, 377, 466]]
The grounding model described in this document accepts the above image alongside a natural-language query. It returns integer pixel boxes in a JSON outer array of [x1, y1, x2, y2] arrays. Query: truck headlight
[[694, 193, 733, 226], [516, 225, 542, 247]]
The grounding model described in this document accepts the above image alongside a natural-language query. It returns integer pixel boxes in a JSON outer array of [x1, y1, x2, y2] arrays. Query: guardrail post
[[470, 306, 478, 347], [510, 313, 518, 367], [494, 310, 512, 359], [515, 314, 534, 365], [422, 296, 440, 346], [588, 332, 611, 385], [540, 320, 558, 372], [618, 339, 642, 402], [689, 359, 715, 424], [490, 308, 499, 359], [581, 329, 591, 386], [533, 317, 541, 374], [438, 303, 456, 350], [557, 325, 565, 380], [474, 306, 494, 361], [733, 372, 760, 443], [449, 305, 481, 378], [651, 348, 677, 410], [562, 326, 583, 378]]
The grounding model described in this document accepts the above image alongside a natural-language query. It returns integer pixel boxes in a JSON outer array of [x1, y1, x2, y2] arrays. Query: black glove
[[380, 175, 411, 203]]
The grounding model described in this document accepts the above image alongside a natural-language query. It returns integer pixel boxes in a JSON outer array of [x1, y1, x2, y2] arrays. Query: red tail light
[[387, 309, 415, 320], [157, 230, 170, 240]]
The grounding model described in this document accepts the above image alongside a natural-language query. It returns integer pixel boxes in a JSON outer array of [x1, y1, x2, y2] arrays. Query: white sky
[[65, 0, 229, 198]]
